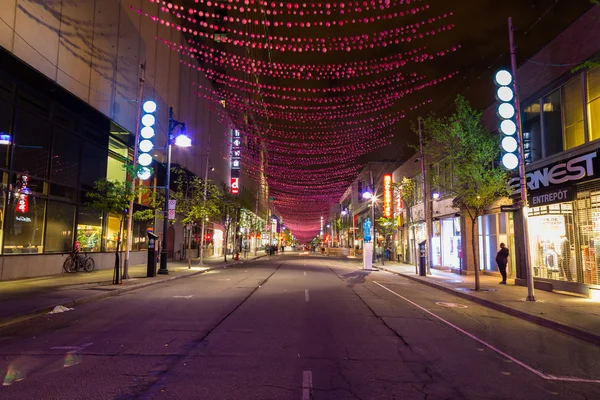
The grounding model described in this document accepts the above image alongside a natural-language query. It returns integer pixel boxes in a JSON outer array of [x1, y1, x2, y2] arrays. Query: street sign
[[500, 205, 519, 213], [168, 200, 176, 210], [168, 209, 176, 220]]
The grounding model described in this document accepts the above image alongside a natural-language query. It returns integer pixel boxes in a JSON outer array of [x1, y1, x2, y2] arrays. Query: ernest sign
[[509, 151, 597, 193]]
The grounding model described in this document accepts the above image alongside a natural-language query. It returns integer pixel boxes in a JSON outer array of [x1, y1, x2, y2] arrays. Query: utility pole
[[418, 117, 431, 275], [123, 61, 146, 280], [509, 17, 535, 301]]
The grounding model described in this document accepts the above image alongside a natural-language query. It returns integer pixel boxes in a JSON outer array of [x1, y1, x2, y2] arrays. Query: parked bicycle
[[63, 250, 95, 273]]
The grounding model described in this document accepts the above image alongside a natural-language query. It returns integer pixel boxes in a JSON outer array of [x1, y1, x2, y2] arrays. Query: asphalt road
[[1, 254, 599, 399]]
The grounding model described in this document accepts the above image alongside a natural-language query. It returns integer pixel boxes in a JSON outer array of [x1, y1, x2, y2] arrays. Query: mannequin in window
[[546, 242, 559, 276], [559, 235, 572, 281]]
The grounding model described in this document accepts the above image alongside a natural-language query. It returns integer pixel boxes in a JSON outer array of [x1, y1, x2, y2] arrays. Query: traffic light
[[137, 100, 156, 180], [494, 70, 519, 170]]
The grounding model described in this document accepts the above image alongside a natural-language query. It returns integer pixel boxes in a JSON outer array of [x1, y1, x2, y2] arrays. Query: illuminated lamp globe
[[141, 126, 155, 139], [138, 153, 153, 167], [494, 70, 512, 86], [501, 136, 518, 153], [139, 139, 154, 153], [502, 153, 519, 170], [362, 191, 373, 200], [174, 134, 192, 147], [141, 114, 156, 127], [496, 86, 514, 102], [142, 101, 157, 113], [500, 120, 517, 135], [498, 103, 515, 119], [137, 167, 152, 180]]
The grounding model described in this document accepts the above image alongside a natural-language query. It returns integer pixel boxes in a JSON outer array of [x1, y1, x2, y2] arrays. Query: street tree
[[86, 165, 152, 283], [212, 182, 241, 262], [421, 95, 509, 291], [172, 168, 220, 268], [399, 177, 417, 264], [375, 216, 396, 249]]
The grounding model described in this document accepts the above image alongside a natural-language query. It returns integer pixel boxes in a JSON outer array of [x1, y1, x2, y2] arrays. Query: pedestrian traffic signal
[[494, 70, 519, 170], [137, 100, 156, 180]]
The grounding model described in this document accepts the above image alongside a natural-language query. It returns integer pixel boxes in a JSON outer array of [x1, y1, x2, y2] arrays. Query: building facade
[[0, 0, 241, 280]]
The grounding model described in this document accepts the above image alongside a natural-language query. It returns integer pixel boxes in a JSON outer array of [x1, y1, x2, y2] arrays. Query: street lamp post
[[199, 156, 213, 266], [158, 107, 190, 275]]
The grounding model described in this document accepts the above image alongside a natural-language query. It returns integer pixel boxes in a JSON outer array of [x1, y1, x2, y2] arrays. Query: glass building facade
[[0, 50, 151, 257]]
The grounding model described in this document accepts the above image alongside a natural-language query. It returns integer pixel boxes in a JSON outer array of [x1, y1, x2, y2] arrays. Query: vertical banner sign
[[231, 177, 240, 194], [230, 129, 241, 195], [383, 174, 393, 218]]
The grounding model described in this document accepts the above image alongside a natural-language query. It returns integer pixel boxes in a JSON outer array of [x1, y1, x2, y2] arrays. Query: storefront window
[[562, 76, 585, 150], [104, 213, 126, 252], [45, 201, 75, 253], [574, 190, 600, 285], [528, 204, 575, 282], [542, 90, 564, 158], [0, 98, 12, 169], [107, 137, 127, 183], [80, 142, 107, 191], [3, 195, 46, 254], [441, 217, 461, 268], [431, 220, 441, 266], [133, 218, 150, 251], [76, 207, 102, 252], [587, 67, 600, 142]]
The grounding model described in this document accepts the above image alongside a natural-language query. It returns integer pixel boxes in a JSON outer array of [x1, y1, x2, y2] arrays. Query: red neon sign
[[231, 177, 240, 195], [383, 174, 393, 218]]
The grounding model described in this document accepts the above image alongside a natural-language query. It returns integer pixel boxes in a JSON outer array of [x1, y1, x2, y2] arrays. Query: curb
[[0, 256, 268, 329], [379, 266, 600, 347]]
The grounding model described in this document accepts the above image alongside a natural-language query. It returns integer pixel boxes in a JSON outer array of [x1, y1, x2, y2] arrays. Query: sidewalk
[[0, 254, 266, 328], [372, 261, 600, 346]]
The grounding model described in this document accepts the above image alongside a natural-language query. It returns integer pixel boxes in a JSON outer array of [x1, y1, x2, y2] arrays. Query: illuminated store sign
[[231, 177, 240, 194], [509, 151, 598, 193], [530, 187, 573, 207], [230, 129, 241, 195], [383, 174, 393, 218]]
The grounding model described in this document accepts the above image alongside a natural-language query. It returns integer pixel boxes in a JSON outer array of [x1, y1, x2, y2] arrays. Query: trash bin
[[418, 240, 427, 276], [147, 231, 159, 277]]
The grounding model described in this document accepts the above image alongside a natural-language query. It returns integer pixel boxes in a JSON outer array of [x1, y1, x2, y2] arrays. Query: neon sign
[[383, 174, 393, 218]]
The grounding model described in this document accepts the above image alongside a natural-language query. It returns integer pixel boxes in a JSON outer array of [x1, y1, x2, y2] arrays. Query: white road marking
[[373, 281, 600, 384], [173, 295, 194, 298], [217, 278, 231, 281], [304, 271, 306, 276], [302, 370, 313, 400], [51, 343, 93, 353], [305, 289, 310, 302]]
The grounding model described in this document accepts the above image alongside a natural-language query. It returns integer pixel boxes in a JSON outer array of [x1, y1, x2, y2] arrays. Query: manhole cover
[[435, 302, 468, 308]]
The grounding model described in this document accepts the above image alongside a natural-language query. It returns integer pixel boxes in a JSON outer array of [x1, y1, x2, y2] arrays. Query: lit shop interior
[[528, 191, 600, 285]]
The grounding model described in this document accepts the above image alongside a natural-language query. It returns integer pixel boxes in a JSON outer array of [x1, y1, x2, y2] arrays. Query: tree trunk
[[187, 225, 192, 268], [115, 217, 124, 284], [471, 216, 480, 291], [223, 227, 228, 262], [412, 224, 417, 274]]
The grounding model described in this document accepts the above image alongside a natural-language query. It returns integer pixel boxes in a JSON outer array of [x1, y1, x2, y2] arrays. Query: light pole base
[[526, 295, 536, 302], [157, 268, 169, 275]]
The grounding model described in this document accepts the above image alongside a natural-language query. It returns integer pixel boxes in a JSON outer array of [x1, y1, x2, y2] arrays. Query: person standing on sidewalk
[[496, 243, 509, 284]]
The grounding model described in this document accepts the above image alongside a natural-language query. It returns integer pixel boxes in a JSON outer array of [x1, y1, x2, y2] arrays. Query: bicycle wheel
[[83, 256, 95, 272], [63, 256, 78, 273]]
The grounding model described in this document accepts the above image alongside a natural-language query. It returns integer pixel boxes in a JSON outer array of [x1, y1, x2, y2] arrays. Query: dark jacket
[[496, 247, 509, 263]]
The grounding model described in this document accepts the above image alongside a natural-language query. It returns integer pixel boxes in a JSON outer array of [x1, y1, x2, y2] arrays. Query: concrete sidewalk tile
[[378, 263, 600, 346]]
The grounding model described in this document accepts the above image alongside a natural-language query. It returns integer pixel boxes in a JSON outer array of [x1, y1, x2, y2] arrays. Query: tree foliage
[[212, 182, 242, 262], [421, 95, 509, 289]]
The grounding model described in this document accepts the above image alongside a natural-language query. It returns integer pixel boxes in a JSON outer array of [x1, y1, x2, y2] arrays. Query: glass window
[[45, 201, 75, 253], [0, 98, 13, 169], [76, 207, 102, 252], [522, 101, 542, 163], [107, 156, 126, 183], [104, 213, 126, 252], [80, 141, 107, 190], [542, 90, 564, 158], [3, 195, 46, 254], [50, 184, 78, 202], [562, 76, 585, 150], [0, 173, 8, 254], [499, 212, 507, 234], [51, 128, 81, 187], [587, 67, 600, 142], [133, 218, 150, 251], [13, 110, 51, 179]]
